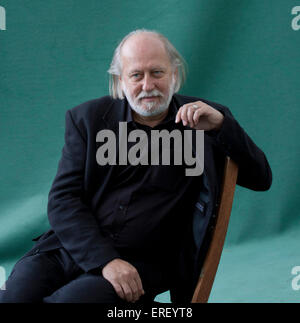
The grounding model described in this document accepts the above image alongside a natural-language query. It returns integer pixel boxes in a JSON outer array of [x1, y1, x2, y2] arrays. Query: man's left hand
[[175, 101, 224, 131]]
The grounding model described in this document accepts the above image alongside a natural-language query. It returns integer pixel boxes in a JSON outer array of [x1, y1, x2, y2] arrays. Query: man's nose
[[142, 75, 155, 92]]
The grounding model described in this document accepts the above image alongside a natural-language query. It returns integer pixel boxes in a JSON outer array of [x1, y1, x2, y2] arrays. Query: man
[[0, 29, 272, 303]]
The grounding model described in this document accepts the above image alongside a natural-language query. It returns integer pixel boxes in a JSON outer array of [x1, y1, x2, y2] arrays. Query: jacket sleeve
[[207, 104, 272, 191], [47, 109, 120, 272]]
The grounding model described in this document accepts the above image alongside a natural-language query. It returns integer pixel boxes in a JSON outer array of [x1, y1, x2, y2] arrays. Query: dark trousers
[[0, 247, 171, 303]]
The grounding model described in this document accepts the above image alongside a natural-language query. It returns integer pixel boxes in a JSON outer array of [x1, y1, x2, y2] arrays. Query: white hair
[[107, 29, 187, 99]]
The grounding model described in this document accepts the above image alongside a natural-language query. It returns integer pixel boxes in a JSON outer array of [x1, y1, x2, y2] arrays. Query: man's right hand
[[102, 258, 145, 302]]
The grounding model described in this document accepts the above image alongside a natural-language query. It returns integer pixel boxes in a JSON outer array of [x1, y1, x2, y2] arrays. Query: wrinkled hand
[[102, 258, 145, 303], [175, 100, 224, 131]]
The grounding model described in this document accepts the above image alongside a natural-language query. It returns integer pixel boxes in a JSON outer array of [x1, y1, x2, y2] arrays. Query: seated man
[[0, 29, 272, 303]]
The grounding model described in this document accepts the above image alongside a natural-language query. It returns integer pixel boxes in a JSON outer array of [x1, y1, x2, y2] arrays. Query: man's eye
[[153, 71, 164, 77], [131, 73, 141, 78]]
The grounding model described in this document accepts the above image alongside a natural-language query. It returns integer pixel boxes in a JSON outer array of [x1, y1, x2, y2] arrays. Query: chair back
[[191, 156, 238, 303]]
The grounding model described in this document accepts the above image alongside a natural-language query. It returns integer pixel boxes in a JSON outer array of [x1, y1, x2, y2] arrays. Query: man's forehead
[[120, 33, 170, 64], [126, 64, 167, 74]]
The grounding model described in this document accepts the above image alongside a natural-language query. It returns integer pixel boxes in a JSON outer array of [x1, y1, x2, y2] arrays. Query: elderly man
[[0, 29, 272, 303]]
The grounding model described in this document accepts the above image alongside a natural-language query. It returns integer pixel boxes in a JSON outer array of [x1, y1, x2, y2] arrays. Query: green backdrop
[[1, 0, 299, 302]]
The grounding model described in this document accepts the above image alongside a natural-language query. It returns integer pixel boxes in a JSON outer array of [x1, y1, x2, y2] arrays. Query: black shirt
[[95, 99, 201, 263]]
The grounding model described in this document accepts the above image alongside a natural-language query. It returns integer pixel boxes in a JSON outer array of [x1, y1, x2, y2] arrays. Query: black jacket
[[30, 94, 272, 302]]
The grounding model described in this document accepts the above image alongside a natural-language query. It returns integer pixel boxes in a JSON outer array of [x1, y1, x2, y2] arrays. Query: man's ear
[[118, 75, 125, 98], [174, 67, 178, 80], [173, 68, 179, 92], [118, 75, 124, 89]]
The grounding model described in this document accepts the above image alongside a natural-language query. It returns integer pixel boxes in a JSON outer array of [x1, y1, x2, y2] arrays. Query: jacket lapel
[[90, 99, 127, 211]]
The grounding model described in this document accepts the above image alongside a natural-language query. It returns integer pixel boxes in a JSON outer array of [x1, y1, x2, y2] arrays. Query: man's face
[[119, 34, 176, 117]]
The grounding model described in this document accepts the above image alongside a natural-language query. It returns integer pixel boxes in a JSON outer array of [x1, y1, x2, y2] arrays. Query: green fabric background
[[0, 0, 299, 302]]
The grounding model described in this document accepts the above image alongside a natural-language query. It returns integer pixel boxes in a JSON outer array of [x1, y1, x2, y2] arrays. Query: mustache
[[137, 90, 164, 100]]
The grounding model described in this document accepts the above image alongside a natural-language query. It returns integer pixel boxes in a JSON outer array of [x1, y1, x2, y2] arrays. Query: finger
[[129, 279, 140, 302], [180, 105, 188, 126], [111, 281, 125, 300], [121, 282, 134, 302], [193, 108, 203, 125], [187, 106, 196, 127], [134, 274, 145, 297], [175, 107, 182, 123]]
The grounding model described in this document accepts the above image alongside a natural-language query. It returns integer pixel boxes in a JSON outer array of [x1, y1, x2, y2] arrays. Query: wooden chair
[[191, 156, 238, 303]]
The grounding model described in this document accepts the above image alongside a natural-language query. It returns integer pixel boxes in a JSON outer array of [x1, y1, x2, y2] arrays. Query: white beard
[[122, 76, 176, 117]]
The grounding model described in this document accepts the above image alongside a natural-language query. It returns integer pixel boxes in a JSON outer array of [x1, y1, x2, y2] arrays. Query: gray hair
[[108, 29, 187, 99]]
